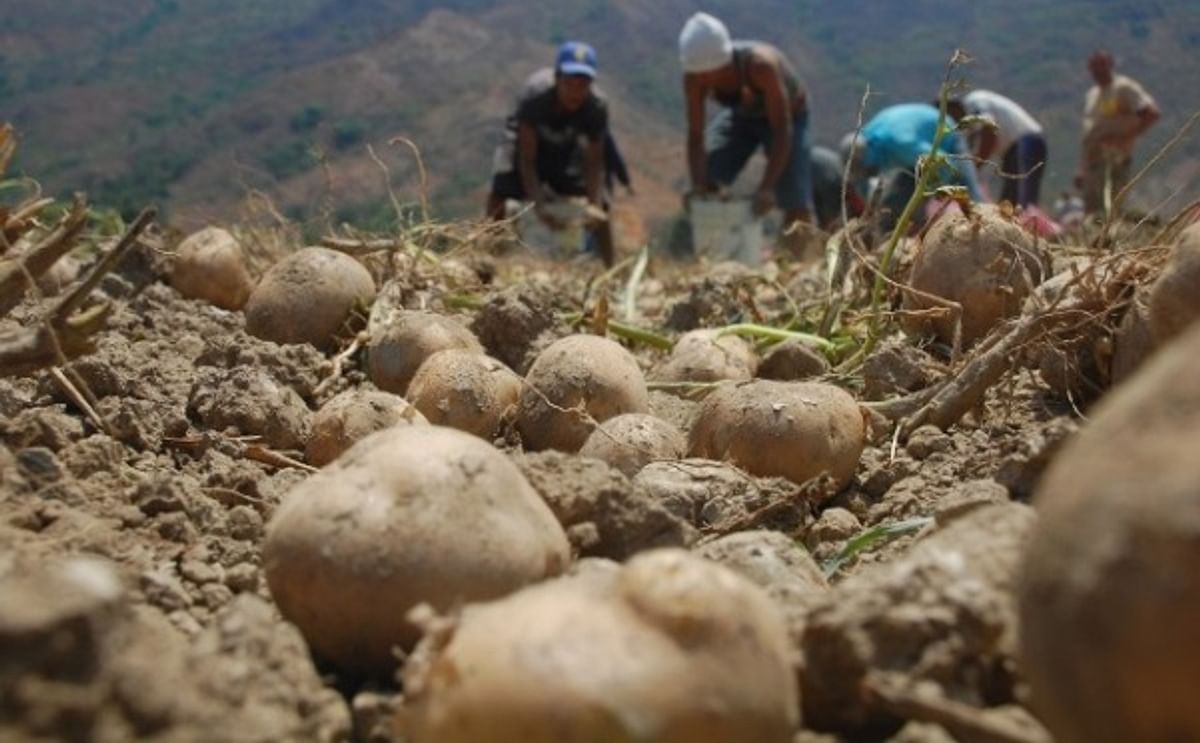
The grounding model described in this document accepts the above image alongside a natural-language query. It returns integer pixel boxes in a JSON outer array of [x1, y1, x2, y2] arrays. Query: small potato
[[578, 413, 686, 477], [244, 247, 375, 350], [171, 227, 256, 310], [689, 380, 864, 492], [652, 329, 756, 385], [367, 311, 483, 395], [903, 204, 1045, 347], [1148, 222, 1200, 345], [1019, 322, 1200, 743], [399, 549, 799, 743], [264, 425, 570, 675], [305, 389, 426, 466], [406, 350, 520, 439], [518, 334, 650, 453]]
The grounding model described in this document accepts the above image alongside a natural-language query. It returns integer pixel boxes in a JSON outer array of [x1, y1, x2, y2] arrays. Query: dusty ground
[[0, 232, 1086, 742]]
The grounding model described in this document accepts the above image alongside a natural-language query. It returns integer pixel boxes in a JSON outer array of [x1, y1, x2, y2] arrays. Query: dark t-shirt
[[514, 68, 609, 170]]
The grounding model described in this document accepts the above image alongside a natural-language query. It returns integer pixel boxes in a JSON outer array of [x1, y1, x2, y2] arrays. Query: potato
[[305, 389, 426, 466], [399, 549, 799, 743], [517, 334, 650, 452], [688, 380, 865, 491], [578, 413, 686, 477], [170, 227, 256, 310], [263, 425, 570, 675], [652, 329, 756, 385], [1148, 222, 1200, 344], [405, 350, 520, 439], [244, 247, 375, 350], [1110, 288, 1155, 385], [367, 311, 483, 395], [1018, 322, 1200, 743], [902, 204, 1045, 347]]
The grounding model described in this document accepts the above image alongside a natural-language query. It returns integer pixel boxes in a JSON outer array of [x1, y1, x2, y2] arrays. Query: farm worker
[[947, 90, 1047, 207], [1076, 49, 1160, 214], [809, 144, 865, 231], [485, 42, 615, 266], [842, 103, 984, 230], [679, 12, 813, 243]]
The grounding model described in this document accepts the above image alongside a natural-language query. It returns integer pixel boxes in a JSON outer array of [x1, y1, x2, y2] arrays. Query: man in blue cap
[[843, 103, 985, 230], [486, 41, 615, 266]]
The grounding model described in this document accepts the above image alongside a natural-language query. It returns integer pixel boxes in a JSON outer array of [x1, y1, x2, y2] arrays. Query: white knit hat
[[679, 12, 733, 73]]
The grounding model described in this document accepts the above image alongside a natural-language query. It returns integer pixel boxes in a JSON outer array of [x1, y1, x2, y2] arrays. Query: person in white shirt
[[1076, 49, 1160, 214], [948, 90, 1046, 207]]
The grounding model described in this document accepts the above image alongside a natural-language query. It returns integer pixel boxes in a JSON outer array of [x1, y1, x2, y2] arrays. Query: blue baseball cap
[[556, 41, 597, 78]]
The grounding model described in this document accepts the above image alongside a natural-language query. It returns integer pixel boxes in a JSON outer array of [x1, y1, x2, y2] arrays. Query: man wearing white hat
[[679, 12, 812, 238]]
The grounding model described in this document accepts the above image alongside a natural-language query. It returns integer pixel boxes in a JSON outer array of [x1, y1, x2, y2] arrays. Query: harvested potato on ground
[[652, 329, 756, 385], [757, 338, 829, 381], [170, 227, 256, 310], [305, 389, 426, 466], [406, 350, 520, 439], [399, 549, 799, 743], [1148, 222, 1200, 344], [244, 247, 375, 350], [578, 413, 686, 477], [695, 530, 829, 646], [518, 334, 649, 453], [1110, 289, 1155, 384], [688, 380, 865, 492], [1019, 322, 1200, 743], [367, 311, 483, 395], [264, 425, 570, 675], [902, 204, 1045, 347]]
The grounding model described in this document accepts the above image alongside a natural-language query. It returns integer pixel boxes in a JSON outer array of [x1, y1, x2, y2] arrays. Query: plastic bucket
[[689, 198, 763, 267], [513, 199, 588, 258]]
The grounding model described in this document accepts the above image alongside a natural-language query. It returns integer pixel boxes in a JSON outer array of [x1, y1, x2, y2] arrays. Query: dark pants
[[706, 109, 813, 213], [999, 133, 1048, 207]]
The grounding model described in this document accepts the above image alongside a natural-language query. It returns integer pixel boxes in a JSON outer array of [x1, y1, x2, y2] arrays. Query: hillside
[[4, 0, 1199, 231]]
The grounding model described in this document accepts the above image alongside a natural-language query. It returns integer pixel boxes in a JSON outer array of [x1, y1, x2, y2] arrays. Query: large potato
[[406, 350, 520, 439], [399, 549, 799, 742], [652, 329, 757, 385], [688, 380, 865, 491], [305, 389, 426, 466], [902, 205, 1045, 347], [518, 334, 650, 453], [578, 413, 686, 477], [170, 226, 256, 310], [244, 247, 375, 350], [264, 425, 570, 675], [1018, 322, 1200, 743], [367, 311, 483, 395], [1148, 222, 1200, 344]]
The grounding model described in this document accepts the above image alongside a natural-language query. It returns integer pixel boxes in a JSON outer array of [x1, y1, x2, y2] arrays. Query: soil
[[0, 237, 1101, 742]]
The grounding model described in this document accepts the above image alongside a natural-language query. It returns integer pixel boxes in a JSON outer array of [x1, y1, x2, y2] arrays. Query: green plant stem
[[716, 323, 835, 352], [839, 62, 960, 373], [821, 516, 934, 578], [560, 312, 674, 350]]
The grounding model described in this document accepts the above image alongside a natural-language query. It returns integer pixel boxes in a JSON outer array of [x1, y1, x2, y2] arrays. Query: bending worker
[[679, 12, 813, 245]]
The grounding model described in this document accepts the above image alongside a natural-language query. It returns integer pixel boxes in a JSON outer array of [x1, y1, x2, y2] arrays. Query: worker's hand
[[534, 199, 566, 230], [1072, 170, 1085, 190], [751, 189, 776, 217], [682, 181, 717, 211], [583, 202, 608, 228]]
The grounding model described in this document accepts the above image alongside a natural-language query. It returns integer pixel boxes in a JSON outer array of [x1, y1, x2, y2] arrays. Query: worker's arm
[[517, 122, 542, 204], [684, 74, 711, 195], [976, 126, 999, 163], [749, 57, 793, 215], [584, 136, 605, 210]]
